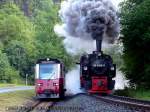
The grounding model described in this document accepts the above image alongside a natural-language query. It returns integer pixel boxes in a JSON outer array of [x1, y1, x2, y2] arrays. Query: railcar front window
[[39, 64, 59, 79]]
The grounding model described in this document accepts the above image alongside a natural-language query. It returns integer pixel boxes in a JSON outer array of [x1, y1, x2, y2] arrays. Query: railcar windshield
[[39, 63, 60, 79]]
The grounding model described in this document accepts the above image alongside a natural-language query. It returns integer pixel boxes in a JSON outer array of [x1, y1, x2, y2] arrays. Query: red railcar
[[35, 58, 65, 98]]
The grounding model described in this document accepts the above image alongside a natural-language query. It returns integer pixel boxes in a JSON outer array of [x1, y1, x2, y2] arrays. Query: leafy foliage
[[0, 4, 35, 43], [0, 0, 74, 84], [120, 0, 150, 88], [5, 40, 29, 76], [0, 50, 20, 83]]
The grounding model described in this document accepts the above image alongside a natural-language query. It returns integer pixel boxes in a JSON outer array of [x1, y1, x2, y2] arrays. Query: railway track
[[92, 94, 150, 112], [10, 94, 150, 112], [14, 100, 54, 112], [31, 101, 54, 112]]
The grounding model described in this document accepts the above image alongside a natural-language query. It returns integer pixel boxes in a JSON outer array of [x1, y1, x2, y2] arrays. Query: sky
[[111, 0, 124, 9]]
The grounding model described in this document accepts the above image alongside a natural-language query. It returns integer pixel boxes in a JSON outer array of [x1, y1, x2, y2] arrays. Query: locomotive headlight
[[83, 66, 87, 70], [111, 67, 115, 70]]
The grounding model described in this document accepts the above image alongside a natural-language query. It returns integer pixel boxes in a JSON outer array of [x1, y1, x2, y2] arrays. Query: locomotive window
[[39, 64, 60, 79]]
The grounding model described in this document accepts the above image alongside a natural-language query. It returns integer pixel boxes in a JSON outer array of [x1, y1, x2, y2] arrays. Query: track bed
[[48, 94, 134, 112]]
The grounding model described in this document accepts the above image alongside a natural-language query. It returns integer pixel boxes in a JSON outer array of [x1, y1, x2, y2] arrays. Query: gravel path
[[48, 94, 134, 112]]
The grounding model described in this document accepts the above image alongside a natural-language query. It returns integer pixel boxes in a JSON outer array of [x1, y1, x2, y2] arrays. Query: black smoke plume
[[59, 0, 120, 43]]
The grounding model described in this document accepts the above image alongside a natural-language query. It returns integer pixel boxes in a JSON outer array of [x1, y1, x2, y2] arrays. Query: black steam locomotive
[[80, 40, 116, 94]]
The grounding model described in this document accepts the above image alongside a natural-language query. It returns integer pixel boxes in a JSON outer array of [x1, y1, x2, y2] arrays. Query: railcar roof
[[36, 58, 61, 64]]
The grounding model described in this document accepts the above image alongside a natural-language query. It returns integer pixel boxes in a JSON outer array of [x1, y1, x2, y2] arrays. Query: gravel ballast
[[48, 94, 134, 112]]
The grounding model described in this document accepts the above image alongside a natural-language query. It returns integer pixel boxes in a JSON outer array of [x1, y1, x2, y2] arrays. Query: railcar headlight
[[37, 83, 43, 86], [53, 83, 59, 86]]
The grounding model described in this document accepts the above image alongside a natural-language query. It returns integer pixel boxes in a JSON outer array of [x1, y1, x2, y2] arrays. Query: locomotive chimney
[[91, 27, 104, 52], [96, 39, 102, 52]]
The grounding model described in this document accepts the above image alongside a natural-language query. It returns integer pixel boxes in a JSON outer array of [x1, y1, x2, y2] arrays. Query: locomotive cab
[[35, 58, 65, 99]]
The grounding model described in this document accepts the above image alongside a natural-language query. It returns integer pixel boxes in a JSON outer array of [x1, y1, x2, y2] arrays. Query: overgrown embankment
[[115, 88, 150, 101]]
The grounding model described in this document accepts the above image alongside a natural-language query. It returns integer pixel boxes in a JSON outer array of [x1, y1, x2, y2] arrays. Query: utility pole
[[26, 74, 28, 85]]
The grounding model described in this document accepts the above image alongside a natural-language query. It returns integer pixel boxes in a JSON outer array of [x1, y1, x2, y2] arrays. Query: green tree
[[5, 40, 28, 76], [0, 50, 20, 83], [120, 0, 150, 88], [32, 0, 74, 70], [0, 3, 35, 44]]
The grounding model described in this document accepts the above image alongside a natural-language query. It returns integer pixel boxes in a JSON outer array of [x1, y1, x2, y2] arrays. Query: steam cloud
[[59, 0, 120, 42], [114, 70, 129, 89], [65, 66, 82, 94]]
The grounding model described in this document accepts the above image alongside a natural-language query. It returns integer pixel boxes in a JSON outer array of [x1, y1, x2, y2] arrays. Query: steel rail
[[32, 101, 54, 112], [92, 94, 150, 111], [16, 100, 41, 112], [108, 95, 150, 105]]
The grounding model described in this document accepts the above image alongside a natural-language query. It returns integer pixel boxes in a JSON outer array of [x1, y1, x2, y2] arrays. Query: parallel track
[[16, 100, 54, 112], [92, 94, 150, 112]]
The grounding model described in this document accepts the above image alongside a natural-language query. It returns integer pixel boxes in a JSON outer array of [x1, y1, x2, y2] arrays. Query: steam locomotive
[[35, 58, 66, 98], [80, 40, 116, 94]]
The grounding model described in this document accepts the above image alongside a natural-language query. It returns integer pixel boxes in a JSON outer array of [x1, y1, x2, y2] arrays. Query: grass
[[0, 83, 29, 88], [130, 89, 150, 100], [0, 90, 35, 112], [115, 88, 150, 101]]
